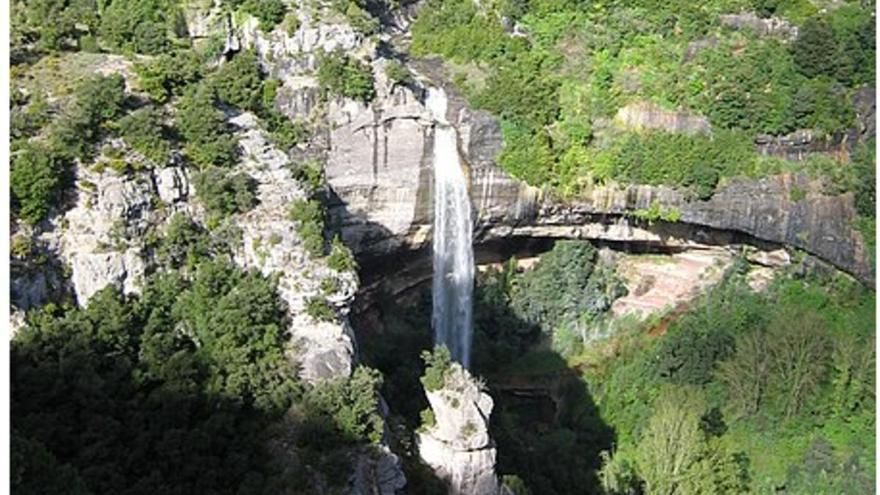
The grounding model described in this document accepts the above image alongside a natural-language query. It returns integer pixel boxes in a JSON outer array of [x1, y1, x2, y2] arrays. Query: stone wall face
[[324, 86, 873, 285]]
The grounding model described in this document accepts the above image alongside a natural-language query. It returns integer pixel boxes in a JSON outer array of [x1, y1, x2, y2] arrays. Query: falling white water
[[427, 87, 475, 369]]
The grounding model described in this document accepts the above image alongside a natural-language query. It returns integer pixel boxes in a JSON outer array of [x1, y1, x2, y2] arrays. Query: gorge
[[8, 1, 876, 494]]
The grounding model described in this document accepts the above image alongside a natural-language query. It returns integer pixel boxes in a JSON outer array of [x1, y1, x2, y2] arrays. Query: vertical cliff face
[[323, 79, 872, 284], [418, 364, 504, 495]]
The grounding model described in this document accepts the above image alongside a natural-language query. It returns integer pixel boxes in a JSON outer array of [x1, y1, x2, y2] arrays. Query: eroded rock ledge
[[324, 82, 872, 285]]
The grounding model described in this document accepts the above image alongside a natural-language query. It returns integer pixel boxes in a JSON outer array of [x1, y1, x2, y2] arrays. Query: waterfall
[[427, 87, 475, 369]]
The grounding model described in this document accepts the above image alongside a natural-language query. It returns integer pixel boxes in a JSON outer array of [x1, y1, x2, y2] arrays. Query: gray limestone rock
[[323, 84, 872, 284], [719, 12, 798, 39], [60, 167, 156, 305], [418, 364, 502, 495], [614, 101, 711, 135]]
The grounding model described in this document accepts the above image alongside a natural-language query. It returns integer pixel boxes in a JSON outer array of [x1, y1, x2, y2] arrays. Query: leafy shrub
[[11, 143, 65, 224], [290, 160, 325, 193], [99, 0, 180, 54], [288, 199, 325, 256], [317, 51, 376, 102], [51, 74, 127, 160], [134, 50, 203, 102], [193, 167, 258, 216], [11, 91, 51, 139], [241, 0, 287, 32], [385, 59, 413, 87], [264, 111, 308, 150], [419, 408, 436, 429], [176, 86, 239, 168], [420, 346, 453, 392], [303, 366, 384, 443], [332, 0, 380, 34], [320, 277, 340, 296], [327, 235, 357, 272], [117, 106, 170, 165], [210, 50, 264, 112], [305, 296, 335, 322], [631, 201, 681, 225]]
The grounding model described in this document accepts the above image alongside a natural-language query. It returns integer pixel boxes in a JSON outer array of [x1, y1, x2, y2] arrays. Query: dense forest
[[8, 0, 877, 494], [365, 242, 875, 494]]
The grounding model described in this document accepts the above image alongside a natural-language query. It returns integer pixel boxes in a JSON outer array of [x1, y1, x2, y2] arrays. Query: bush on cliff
[[317, 51, 376, 102]]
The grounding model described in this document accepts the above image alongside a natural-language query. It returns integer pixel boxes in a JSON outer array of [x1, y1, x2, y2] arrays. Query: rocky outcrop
[[756, 87, 875, 161], [755, 129, 850, 160], [230, 6, 363, 81], [324, 74, 435, 255], [418, 364, 503, 495], [614, 101, 711, 135], [611, 249, 734, 318], [719, 12, 798, 39], [325, 84, 872, 285], [60, 163, 161, 305], [228, 111, 407, 494], [229, 112, 360, 383]]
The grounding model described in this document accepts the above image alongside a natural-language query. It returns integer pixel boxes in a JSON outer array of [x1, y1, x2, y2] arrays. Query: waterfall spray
[[427, 87, 475, 369]]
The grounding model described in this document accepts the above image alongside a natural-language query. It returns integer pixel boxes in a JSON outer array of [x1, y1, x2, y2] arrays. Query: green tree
[[791, 18, 838, 79], [176, 86, 239, 168], [173, 258, 296, 412], [327, 235, 358, 272], [829, 332, 875, 417], [851, 140, 876, 218], [20, 0, 99, 52], [288, 199, 326, 256], [303, 366, 385, 443], [210, 50, 264, 112], [241, 0, 288, 32], [51, 74, 127, 160], [792, 77, 854, 135], [11, 143, 65, 224], [716, 331, 771, 417], [420, 346, 453, 391], [633, 386, 749, 495], [155, 213, 211, 268], [766, 308, 829, 418], [635, 387, 708, 495], [99, 0, 178, 54], [193, 167, 258, 216], [117, 106, 170, 165], [317, 51, 376, 102], [134, 50, 203, 103]]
